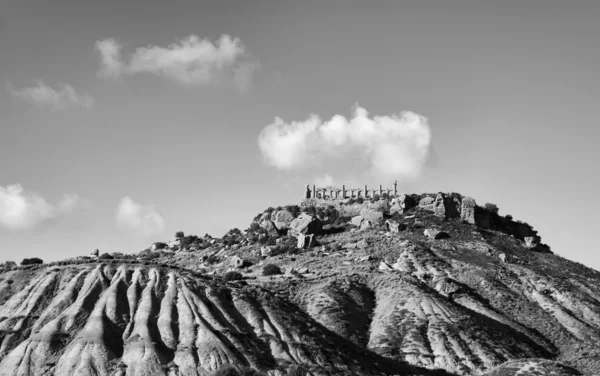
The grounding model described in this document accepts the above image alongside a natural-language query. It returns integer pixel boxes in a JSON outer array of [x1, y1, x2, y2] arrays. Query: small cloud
[[258, 106, 432, 179], [0, 184, 89, 230], [9, 81, 94, 110], [116, 196, 165, 236], [314, 174, 335, 187], [95, 34, 259, 92]]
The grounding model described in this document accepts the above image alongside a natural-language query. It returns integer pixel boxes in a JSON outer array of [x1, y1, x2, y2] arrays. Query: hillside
[[0, 193, 598, 376]]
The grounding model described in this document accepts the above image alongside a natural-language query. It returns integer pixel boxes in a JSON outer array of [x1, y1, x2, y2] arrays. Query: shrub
[[287, 365, 307, 376], [504, 214, 513, 221], [205, 255, 221, 265], [285, 205, 301, 218], [304, 206, 316, 216], [356, 197, 364, 204], [224, 271, 243, 281], [262, 264, 282, 276], [99, 253, 114, 260], [175, 231, 185, 238], [484, 203, 499, 214], [212, 364, 262, 376], [21, 257, 43, 265]]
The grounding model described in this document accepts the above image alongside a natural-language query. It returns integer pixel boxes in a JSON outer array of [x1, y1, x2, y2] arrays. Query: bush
[[205, 255, 221, 265], [504, 214, 513, 221], [21, 257, 43, 265], [212, 364, 262, 376], [262, 264, 282, 276], [175, 231, 185, 238], [484, 203, 499, 214], [356, 197, 364, 204], [224, 271, 243, 281], [287, 365, 307, 376], [99, 253, 114, 260]]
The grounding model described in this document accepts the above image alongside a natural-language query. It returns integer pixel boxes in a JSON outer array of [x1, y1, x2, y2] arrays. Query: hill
[[0, 192, 598, 376]]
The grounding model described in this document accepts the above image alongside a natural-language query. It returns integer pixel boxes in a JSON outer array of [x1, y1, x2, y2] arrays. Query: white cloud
[[116, 196, 165, 236], [0, 184, 89, 230], [95, 35, 259, 91], [9, 81, 94, 110], [258, 106, 432, 179], [314, 174, 335, 187]]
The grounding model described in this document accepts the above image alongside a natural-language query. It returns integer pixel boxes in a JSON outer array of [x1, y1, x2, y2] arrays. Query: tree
[[484, 203, 499, 214], [21, 258, 43, 265], [175, 231, 185, 238]]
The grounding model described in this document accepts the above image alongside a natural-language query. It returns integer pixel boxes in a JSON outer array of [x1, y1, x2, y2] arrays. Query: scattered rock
[[260, 246, 272, 257], [360, 209, 384, 224], [433, 193, 447, 218], [230, 256, 245, 268], [461, 197, 476, 224], [524, 236, 538, 249], [385, 219, 401, 233], [297, 267, 309, 274], [289, 213, 323, 236], [272, 209, 294, 230], [424, 228, 450, 240], [297, 233, 315, 249], [359, 220, 371, 231], [351, 215, 363, 227], [359, 255, 371, 262], [419, 196, 435, 211], [356, 239, 368, 249], [499, 253, 508, 263], [260, 219, 280, 238], [378, 261, 394, 271]]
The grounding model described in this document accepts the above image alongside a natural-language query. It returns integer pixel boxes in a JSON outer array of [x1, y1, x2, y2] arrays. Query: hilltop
[[0, 192, 598, 376]]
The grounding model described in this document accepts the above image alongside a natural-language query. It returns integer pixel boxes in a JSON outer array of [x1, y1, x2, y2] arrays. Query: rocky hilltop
[[0, 192, 598, 376]]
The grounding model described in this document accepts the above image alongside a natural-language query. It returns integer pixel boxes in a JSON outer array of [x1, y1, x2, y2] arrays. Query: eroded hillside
[[0, 192, 598, 376]]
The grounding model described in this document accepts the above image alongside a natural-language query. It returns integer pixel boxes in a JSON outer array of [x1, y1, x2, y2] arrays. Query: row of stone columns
[[305, 181, 398, 199]]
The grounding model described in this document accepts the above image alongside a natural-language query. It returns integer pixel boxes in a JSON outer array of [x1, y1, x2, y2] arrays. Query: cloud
[[116, 196, 165, 236], [0, 184, 89, 230], [258, 106, 432, 179], [314, 174, 335, 187], [95, 35, 259, 91], [9, 81, 94, 110]]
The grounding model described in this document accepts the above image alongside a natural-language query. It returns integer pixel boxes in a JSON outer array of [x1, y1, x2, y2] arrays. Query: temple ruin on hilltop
[[305, 181, 398, 200]]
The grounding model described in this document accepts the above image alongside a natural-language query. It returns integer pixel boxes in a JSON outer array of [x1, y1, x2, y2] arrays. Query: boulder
[[424, 228, 450, 240], [91, 249, 100, 258], [359, 255, 371, 262], [419, 196, 435, 211], [524, 237, 538, 249], [260, 219, 280, 238], [385, 220, 401, 233], [351, 215, 364, 227], [289, 213, 322, 236], [359, 220, 371, 231], [433, 193, 446, 218], [391, 194, 416, 214], [356, 239, 368, 249], [260, 246, 272, 257], [297, 267, 309, 274], [230, 256, 245, 268], [272, 209, 294, 230], [360, 209, 384, 224], [461, 197, 476, 224], [378, 261, 394, 271], [297, 233, 315, 249], [499, 253, 508, 263]]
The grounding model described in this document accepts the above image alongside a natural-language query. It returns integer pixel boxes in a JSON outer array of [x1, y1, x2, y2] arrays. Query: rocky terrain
[[0, 192, 598, 376]]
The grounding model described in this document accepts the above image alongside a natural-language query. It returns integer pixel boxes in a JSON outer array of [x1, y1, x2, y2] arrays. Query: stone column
[[312, 185, 316, 198], [342, 185, 346, 199], [394, 180, 398, 197], [379, 185, 383, 196], [305, 184, 311, 199]]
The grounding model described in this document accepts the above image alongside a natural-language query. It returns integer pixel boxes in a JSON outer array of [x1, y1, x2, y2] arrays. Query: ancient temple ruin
[[305, 181, 398, 200]]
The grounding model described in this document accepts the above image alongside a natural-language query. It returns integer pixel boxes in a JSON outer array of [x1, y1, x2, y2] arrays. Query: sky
[[1, 0, 600, 269]]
